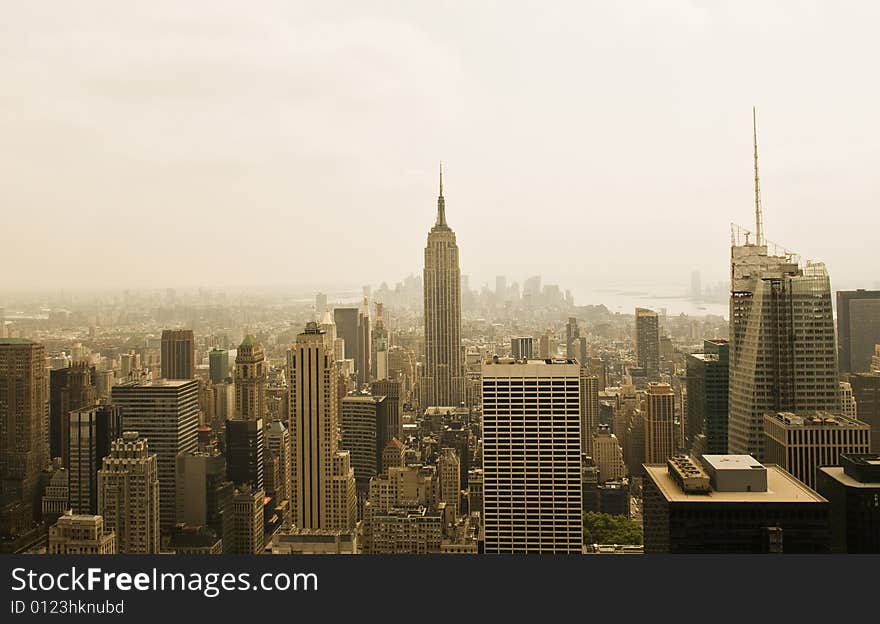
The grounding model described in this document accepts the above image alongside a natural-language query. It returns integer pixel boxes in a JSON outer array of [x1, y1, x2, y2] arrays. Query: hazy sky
[[3, 1, 879, 297]]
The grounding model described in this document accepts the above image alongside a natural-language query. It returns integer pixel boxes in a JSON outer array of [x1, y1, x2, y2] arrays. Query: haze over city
[[3, 1, 880, 295]]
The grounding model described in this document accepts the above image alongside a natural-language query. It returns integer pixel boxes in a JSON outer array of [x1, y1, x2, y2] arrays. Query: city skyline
[[4, 3, 880, 292]]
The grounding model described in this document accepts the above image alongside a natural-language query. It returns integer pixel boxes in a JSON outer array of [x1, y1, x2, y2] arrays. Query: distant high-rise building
[[65, 404, 121, 515], [234, 335, 266, 420], [816, 453, 880, 553], [264, 419, 291, 528], [728, 115, 839, 460], [691, 270, 702, 299], [287, 322, 357, 530], [593, 425, 625, 483], [482, 358, 583, 553], [231, 485, 264, 555], [333, 308, 359, 363], [644, 382, 676, 464], [225, 417, 264, 492], [580, 372, 600, 456], [420, 164, 465, 409], [49, 361, 97, 461], [371, 303, 389, 381], [111, 379, 199, 530], [837, 290, 880, 373], [635, 308, 660, 381], [370, 379, 402, 445], [495, 275, 507, 298], [97, 432, 160, 553], [850, 373, 880, 452], [48, 512, 116, 554], [510, 336, 534, 360], [643, 454, 830, 553], [0, 338, 47, 534], [565, 317, 580, 359], [686, 339, 729, 455], [315, 292, 328, 320], [160, 329, 195, 380], [438, 447, 460, 518], [357, 299, 372, 387], [341, 393, 388, 498], [764, 412, 870, 489], [840, 381, 858, 419], [175, 449, 234, 553], [208, 348, 229, 384]]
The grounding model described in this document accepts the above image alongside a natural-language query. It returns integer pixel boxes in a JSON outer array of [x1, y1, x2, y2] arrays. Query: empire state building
[[421, 164, 465, 408]]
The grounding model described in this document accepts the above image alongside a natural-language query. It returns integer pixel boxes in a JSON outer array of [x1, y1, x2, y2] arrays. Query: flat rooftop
[[114, 378, 197, 388], [765, 411, 866, 428], [644, 464, 825, 504], [817, 466, 880, 489], [701, 454, 763, 471]]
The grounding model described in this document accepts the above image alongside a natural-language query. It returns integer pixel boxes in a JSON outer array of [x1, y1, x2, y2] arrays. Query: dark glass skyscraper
[[836, 289, 880, 373], [685, 339, 729, 454]]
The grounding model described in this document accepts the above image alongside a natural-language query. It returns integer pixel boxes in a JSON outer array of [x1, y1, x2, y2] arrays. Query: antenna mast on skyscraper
[[753, 106, 764, 246]]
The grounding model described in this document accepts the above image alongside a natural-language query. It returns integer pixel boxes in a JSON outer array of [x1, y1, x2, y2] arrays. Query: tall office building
[[593, 425, 626, 483], [234, 335, 266, 420], [264, 419, 292, 528], [334, 308, 359, 363], [231, 485, 264, 555], [420, 164, 465, 409], [341, 393, 388, 497], [438, 447, 461, 518], [65, 404, 121, 514], [371, 303, 389, 381], [685, 339, 729, 454], [208, 348, 229, 384], [481, 358, 583, 553], [644, 382, 676, 464], [836, 290, 880, 373], [565, 317, 580, 359], [111, 379, 199, 530], [287, 322, 357, 530], [357, 299, 372, 388], [580, 372, 600, 456], [225, 417, 264, 491], [175, 449, 234, 553], [49, 361, 96, 461], [97, 432, 160, 553], [160, 329, 195, 380], [0, 338, 46, 534], [510, 336, 534, 360], [764, 411, 870, 489], [635, 308, 660, 381], [371, 379, 402, 445], [728, 112, 839, 459], [850, 373, 880, 452]]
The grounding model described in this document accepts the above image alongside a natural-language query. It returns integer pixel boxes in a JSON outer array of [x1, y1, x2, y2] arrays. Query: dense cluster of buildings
[[2, 146, 880, 556]]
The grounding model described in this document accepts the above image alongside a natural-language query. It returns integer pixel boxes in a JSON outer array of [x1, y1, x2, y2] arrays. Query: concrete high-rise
[[48, 512, 116, 554], [644, 382, 676, 464], [111, 379, 199, 530], [208, 348, 229, 384], [287, 322, 357, 530], [49, 361, 96, 461], [510, 336, 534, 360], [635, 308, 660, 381], [315, 292, 328, 320], [764, 411, 870, 489], [225, 417, 264, 491], [234, 335, 266, 420], [370, 379, 402, 445], [420, 165, 465, 409], [685, 339, 729, 454], [160, 329, 195, 380], [175, 449, 234, 553], [341, 393, 388, 498], [97, 432, 160, 553], [481, 358, 583, 553], [357, 299, 372, 388], [836, 290, 880, 373], [0, 338, 47, 534], [728, 114, 840, 460], [66, 404, 121, 515], [580, 372, 600, 456], [565, 317, 580, 359]]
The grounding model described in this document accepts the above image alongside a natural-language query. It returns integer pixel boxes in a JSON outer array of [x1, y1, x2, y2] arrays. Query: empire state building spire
[[435, 161, 447, 228]]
